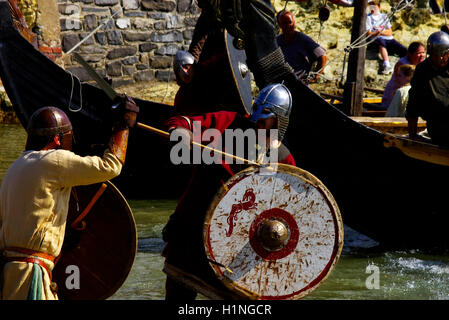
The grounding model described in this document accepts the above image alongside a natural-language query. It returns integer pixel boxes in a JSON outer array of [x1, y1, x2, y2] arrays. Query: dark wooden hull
[[2, 2, 449, 251]]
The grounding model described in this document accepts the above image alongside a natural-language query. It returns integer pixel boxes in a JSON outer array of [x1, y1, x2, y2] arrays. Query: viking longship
[[2, 0, 449, 254]]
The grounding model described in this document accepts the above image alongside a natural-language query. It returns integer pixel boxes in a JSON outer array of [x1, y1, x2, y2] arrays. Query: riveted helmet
[[427, 31, 449, 60], [250, 83, 292, 141], [173, 50, 195, 84], [25, 106, 73, 150]]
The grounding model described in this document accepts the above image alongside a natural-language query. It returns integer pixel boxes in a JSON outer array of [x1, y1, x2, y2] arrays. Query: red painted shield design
[[204, 164, 344, 300]]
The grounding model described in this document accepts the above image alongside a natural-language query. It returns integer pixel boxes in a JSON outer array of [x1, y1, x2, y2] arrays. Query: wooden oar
[[136, 122, 264, 167]]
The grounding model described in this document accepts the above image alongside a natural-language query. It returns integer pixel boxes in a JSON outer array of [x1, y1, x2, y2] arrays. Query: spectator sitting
[[385, 64, 415, 117], [276, 10, 328, 83], [381, 41, 426, 109], [366, 0, 407, 75]]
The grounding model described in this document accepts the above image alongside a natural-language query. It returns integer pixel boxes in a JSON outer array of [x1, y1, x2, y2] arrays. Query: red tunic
[[162, 111, 296, 287]]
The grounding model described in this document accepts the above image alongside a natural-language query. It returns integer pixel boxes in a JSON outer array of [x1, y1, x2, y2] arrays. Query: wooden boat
[[2, 2, 449, 252]]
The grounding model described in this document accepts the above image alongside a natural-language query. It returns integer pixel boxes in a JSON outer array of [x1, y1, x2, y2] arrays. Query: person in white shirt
[[366, 0, 407, 74], [385, 64, 415, 117]]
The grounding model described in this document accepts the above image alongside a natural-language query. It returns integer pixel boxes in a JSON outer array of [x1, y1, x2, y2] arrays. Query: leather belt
[[1, 247, 55, 281], [3, 247, 55, 262], [4, 257, 52, 281]]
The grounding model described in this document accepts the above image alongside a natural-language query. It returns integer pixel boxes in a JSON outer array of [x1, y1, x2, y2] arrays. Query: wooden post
[[343, 0, 368, 116]]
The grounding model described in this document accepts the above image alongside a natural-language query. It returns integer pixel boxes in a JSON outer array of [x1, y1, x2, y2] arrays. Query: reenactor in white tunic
[[0, 98, 138, 300]]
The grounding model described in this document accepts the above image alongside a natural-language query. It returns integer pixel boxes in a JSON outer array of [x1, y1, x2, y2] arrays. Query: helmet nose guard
[[173, 50, 195, 84], [250, 83, 292, 142]]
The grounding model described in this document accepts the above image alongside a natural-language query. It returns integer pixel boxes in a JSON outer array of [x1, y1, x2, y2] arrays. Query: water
[[2, 123, 449, 300]]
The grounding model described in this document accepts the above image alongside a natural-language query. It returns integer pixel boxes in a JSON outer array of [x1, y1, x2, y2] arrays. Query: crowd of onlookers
[[276, 2, 449, 146]]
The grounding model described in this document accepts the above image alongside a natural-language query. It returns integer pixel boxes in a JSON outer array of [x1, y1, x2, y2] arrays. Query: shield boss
[[204, 164, 343, 300]]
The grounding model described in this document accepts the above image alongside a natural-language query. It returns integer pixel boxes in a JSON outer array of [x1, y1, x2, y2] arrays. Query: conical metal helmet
[[27, 106, 72, 137], [250, 83, 292, 141], [173, 50, 195, 84], [427, 31, 449, 60]]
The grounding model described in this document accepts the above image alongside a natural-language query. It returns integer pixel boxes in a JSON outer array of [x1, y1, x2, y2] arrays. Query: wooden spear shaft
[[136, 122, 262, 167]]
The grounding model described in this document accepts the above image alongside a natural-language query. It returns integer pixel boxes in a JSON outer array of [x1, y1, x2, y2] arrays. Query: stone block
[[122, 56, 139, 65], [123, 32, 151, 42], [80, 54, 103, 62], [141, 0, 176, 12], [177, 0, 199, 13], [62, 33, 80, 52], [82, 7, 109, 14], [150, 55, 172, 69], [80, 45, 107, 54], [147, 12, 167, 19], [125, 11, 146, 17], [123, 0, 139, 10], [79, 33, 95, 45], [95, 32, 107, 45], [59, 3, 80, 15], [153, 21, 165, 30], [123, 65, 135, 76], [116, 18, 131, 29], [139, 42, 157, 52], [134, 70, 155, 82], [107, 30, 123, 45], [166, 14, 182, 29], [136, 63, 148, 70], [107, 46, 138, 59], [183, 29, 193, 40], [95, 0, 119, 6], [150, 31, 183, 43], [177, 0, 190, 13], [60, 18, 83, 32], [155, 44, 178, 55], [84, 14, 98, 30], [133, 18, 152, 29], [106, 61, 123, 76]]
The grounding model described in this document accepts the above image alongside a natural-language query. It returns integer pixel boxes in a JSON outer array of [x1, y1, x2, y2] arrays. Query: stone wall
[[58, 0, 200, 87]]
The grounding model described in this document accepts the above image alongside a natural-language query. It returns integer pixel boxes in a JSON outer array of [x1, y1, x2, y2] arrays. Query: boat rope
[[68, 72, 83, 112], [64, 10, 121, 113]]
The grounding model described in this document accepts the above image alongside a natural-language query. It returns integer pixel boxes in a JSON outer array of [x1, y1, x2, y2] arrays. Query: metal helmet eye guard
[[250, 83, 292, 141], [173, 50, 195, 84]]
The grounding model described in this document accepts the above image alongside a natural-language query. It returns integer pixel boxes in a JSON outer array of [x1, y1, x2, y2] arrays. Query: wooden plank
[[343, 0, 368, 116]]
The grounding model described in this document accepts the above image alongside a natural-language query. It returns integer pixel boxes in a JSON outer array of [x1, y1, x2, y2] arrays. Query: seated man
[[276, 10, 328, 83], [406, 31, 449, 146], [366, 0, 407, 74], [162, 83, 295, 300]]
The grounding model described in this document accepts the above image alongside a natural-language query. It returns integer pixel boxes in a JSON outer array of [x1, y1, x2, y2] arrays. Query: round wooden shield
[[204, 164, 343, 300], [52, 181, 137, 300]]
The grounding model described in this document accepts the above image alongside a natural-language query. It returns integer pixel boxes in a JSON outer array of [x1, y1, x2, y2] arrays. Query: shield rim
[[203, 163, 344, 300], [224, 29, 253, 115], [53, 180, 137, 300]]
